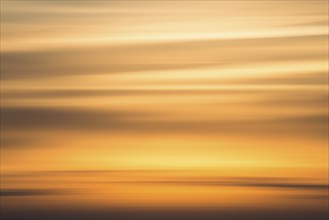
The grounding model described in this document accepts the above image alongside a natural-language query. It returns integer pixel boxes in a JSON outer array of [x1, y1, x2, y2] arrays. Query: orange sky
[[1, 1, 328, 217]]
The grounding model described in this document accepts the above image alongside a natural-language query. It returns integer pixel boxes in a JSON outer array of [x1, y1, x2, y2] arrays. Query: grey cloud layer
[[1, 106, 327, 139], [0, 189, 66, 197]]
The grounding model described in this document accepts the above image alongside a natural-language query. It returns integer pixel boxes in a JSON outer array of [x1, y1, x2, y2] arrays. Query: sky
[[1, 1, 328, 220]]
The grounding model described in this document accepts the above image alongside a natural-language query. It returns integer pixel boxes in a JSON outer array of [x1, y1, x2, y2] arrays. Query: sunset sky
[[1, 1, 328, 220]]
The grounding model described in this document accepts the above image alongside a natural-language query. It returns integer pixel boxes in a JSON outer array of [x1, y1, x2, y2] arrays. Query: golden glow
[[1, 1, 328, 219]]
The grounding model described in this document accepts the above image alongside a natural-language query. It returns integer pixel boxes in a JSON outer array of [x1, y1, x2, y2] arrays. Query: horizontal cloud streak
[[2, 208, 328, 220], [2, 34, 327, 80], [106, 180, 328, 190], [0, 136, 37, 149], [1, 106, 327, 139], [1, 106, 147, 131], [0, 189, 67, 197], [3, 88, 328, 100]]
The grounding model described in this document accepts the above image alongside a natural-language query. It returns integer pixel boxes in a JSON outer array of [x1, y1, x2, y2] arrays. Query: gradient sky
[[1, 1, 328, 220]]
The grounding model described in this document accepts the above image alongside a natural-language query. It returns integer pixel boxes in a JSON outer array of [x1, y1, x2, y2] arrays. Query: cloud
[[1, 106, 327, 139], [2, 34, 327, 80], [257, 95, 328, 108], [111, 180, 328, 190], [3, 86, 328, 100], [0, 136, 36, 149], [2, 170, 327, 219], [287, 20, 329, 27], [3, 170, 328, 191], [0, 106, 146, 131], [98, 176, 329, 190], [231, 72, 329, 86], [0, 189, 66, 197], [2, 208, 328, 220]]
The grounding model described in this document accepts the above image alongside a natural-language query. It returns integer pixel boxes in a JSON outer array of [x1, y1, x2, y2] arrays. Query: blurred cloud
[[0, 189, 66, 197], [1, 106, 147, 131], [2, 34, 327, 80], [2, 88, 327, 100], [0, 136, 36, 149], [2, 207, 328, 220], [288, 20, 329, 27], [1, 106, 327, 140], [231, 72, 328, 86]]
